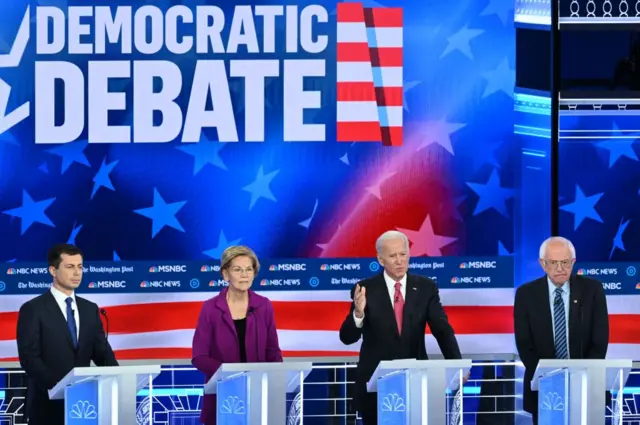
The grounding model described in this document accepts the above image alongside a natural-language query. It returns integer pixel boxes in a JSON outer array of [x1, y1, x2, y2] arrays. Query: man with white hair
[[339, 230, 462, 425], [514, 236, 609, 424]]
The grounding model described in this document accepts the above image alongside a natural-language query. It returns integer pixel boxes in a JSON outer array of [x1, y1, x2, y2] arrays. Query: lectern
[[205, 361, 313, 425], [48, 365, 161, 425], [532, 359, 633, 425], [367, 359, 472, 425]]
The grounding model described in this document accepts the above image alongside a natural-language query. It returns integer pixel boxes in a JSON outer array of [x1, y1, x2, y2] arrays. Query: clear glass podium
[[532, 359, 634, 425], [367, 359, 472, 424]]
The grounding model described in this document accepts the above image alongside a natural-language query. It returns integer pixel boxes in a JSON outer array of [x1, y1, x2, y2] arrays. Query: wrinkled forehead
[[380, 238, 407, 255], [544, 243, 572, 260]]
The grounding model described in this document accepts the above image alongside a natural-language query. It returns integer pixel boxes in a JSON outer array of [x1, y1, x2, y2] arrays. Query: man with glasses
[[514, 237, 609, 424]]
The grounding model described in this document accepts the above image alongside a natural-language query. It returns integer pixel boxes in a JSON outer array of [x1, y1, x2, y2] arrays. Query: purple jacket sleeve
[[264, 300, 283, 362], [191, 301, 223, 377]]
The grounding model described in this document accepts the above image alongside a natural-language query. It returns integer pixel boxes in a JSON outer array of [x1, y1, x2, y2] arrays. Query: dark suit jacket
[[514, 275, 609, 414], [191, 287, 283, 425], [16, 290, 118, 425], [339, 273, 462, 412]]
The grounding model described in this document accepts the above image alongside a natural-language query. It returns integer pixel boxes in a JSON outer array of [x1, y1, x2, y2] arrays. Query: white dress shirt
[[51, 285, 80, 340], [353, 272, 407, 328]]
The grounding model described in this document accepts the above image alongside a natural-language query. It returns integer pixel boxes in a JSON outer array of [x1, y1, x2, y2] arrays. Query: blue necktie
[[553, 288, 568, 359], [66, 297, 78, 348]]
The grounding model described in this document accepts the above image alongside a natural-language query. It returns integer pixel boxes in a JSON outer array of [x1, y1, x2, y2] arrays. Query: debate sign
[[0, 2, 403, 146]]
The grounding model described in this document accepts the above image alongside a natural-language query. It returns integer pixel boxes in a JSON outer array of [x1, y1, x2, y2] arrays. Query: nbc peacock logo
[[6, 268, 16, 275]]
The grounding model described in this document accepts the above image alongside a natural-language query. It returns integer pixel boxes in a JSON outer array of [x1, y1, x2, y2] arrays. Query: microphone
[[100, 308, 109, 340]]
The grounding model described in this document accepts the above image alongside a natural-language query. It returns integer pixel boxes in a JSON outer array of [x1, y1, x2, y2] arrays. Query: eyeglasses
[[543, 259, 573, 269], [230, 267, 254, 275]]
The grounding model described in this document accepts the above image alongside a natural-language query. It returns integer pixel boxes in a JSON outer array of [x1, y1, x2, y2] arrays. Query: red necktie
[[394, 282, 404, 334]]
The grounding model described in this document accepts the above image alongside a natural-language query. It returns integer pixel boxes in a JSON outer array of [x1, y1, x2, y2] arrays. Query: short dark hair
[[47, 244, 83, 269]]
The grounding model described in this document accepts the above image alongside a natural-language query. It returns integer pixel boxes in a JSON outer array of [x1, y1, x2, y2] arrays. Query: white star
[[481, 0, 514, 26], [365, 171, 398, 200], [397, 215, 457, 256], [317, 225, 342, 254], [440, 26, 484, 60], [414, 119, 466, 155]]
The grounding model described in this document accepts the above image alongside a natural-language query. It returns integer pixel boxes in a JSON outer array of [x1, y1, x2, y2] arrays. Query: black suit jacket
[[514, 275, 609, 414], [16, 291, 118, 425], [339, 273, 462, 412]]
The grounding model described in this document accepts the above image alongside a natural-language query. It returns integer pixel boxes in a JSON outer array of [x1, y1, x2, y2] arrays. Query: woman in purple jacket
[[191, 245, 283, 425]]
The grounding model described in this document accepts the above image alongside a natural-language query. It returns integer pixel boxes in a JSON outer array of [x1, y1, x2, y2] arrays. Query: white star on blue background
[[177, 137, 228, 175], [204, 230, 242, 259], [67, 222, 82, 245], [440, 25, 484, 60], [2, 190, 56, 234], [47, 140, 90, 174], [481, 0, 513, 26], [466, 168, 514, 217], [134, 188, 187, 238], [243, 166, 280, 210], [559, 185, 604, 231], [91, 158, 119, 199]]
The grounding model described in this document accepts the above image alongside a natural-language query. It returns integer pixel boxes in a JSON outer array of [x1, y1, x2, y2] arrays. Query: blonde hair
[[220, 246, 260, 275]]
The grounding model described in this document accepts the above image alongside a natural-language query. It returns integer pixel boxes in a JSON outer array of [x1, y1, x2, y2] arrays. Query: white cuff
[[353, 311, 364, 328]]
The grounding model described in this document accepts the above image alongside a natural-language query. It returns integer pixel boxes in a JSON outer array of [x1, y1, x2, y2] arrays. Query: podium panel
[[533, 359, 633, 425], [377, 372, 408, 425], [217, 374, 249, 425], [66, 380, 99, 424], [368, 359, 471, 425]]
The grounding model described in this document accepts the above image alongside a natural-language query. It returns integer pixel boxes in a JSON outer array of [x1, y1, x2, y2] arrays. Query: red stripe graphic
[[363, 8, 403, 28], [337, 82, 377, 102], [336, 3, 365, 23], [370, 48, 403, 67], [337, 121, 381, 142], [337, 43, 371, 62], [374, 87, 403, 107], [0, 303, 514, 340], [381, 126, 403, 146]]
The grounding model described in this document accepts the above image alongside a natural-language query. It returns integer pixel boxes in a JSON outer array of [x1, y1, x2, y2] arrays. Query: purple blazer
[[191, 287, 283, 425]]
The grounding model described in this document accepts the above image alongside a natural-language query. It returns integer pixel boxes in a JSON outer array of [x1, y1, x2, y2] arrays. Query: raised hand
[[354, 284, 366, 318]]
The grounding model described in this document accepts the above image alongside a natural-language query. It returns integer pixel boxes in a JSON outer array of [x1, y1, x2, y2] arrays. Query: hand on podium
[[354, 284, 366, 319], [463, 370, 470, 383]]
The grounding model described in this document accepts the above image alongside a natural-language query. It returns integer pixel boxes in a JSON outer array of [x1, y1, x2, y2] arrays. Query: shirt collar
[[547, 277, 569, 295], [383, 271, 407, 288], [51, 285, 76, 304]]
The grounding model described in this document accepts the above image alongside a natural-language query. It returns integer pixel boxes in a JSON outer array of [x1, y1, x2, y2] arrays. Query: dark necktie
[[66, 297, 78, 348], [553, 288, 568, 359]]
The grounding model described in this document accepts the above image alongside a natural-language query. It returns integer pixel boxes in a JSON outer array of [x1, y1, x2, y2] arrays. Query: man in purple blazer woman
[[192, 245, 283, 425]]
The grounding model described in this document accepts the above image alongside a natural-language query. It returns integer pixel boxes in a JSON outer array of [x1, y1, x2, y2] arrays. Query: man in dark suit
[[339, 231, 464, 425], [16, 244, 118, 425], [514, 236, 609, 424]]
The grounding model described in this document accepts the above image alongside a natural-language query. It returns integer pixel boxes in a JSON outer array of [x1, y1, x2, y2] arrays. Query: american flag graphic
[[336, 3, 403, 146], [0, 289, 638, 361]]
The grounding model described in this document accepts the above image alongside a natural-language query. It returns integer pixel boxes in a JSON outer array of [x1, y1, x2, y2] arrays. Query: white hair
[[539, 236, 576, 260], [376, 230, 410, 254]]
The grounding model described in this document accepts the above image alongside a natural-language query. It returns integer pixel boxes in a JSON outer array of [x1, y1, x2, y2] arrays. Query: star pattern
[[365, 170, 397, 200], [610, 219, 630, 260], [596, 124, 639, 168], [483, 59, 514, 98], [481, 0, 513, 25], [559, 185, 604, 231], [440, 26, 484, 60], [47, 140, 90, 174], [2, 190, 56, 235], [415, 119, 466, 155], [466, 168, 514, 217], [397, 215, 457, 256], [242, 166, 280, 210], [134, 189, 187, 238], [91, 158, 119, 199], [177, 138, 228, 175], [203, 230, 242, 259]]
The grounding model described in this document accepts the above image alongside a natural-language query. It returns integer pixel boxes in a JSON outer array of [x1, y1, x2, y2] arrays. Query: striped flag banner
[[336, 3, 403, 146], [0, 289, 638, 361]]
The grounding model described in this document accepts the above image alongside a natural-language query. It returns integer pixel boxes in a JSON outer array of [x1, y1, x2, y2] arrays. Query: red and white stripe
[[0, 290, 638, 361], [336, 4, 403, 146]]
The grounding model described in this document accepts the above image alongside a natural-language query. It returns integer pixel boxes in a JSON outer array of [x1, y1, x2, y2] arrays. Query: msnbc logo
[[636, 283, 640, 289], [260, 279, 268, 286], [577, 269, 586, 275], [149, 266, 158, 273], [269, 265, 276, 271], [88, 282, 96, 288], [320, 264, 328, 270], [6, 268, 16, 275], [140, 281, 148, 287], [451, 277, 459, 283]]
